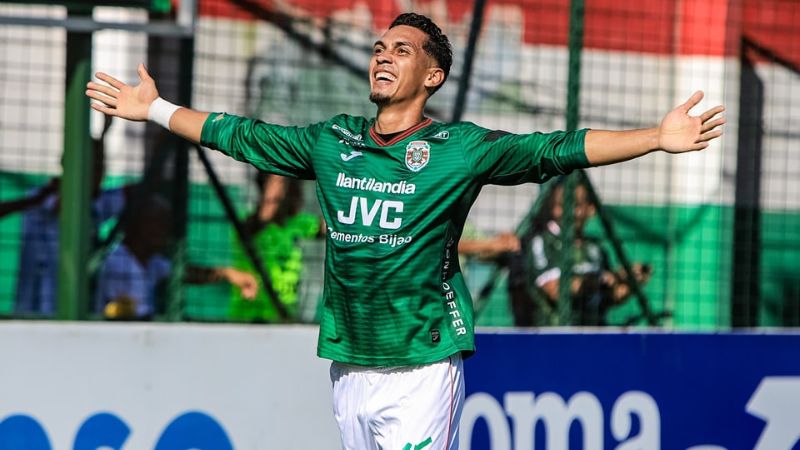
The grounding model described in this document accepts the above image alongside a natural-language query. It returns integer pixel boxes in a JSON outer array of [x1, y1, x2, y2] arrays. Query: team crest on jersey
[[405, 140, 430, 172]]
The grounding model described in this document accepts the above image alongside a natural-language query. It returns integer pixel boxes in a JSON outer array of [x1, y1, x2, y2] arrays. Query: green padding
[[183, 183, 242, 320], [594, 204, 733, 329], [0, 172, 51, 315], [585, 204, 800, 329], [1, 169, 798, 327], [150, 0, 171, 13], [761, 213, 800, 326], [475, 204, 800, 329]]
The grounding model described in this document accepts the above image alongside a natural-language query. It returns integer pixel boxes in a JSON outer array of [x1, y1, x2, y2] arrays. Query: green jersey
[[201, 113, 589, 366], [229, 212, 320, 322]]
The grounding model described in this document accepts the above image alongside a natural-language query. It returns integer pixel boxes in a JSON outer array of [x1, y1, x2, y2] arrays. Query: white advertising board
[[0, 322, 341, 449]]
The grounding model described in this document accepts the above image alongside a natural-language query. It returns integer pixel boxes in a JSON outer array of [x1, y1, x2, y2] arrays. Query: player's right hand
[[86, 63, 159, 121]]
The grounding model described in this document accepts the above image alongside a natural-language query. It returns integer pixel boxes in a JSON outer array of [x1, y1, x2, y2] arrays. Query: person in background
[[1, 118, 129, 316], [229, 172, 324, 322], [96, 194, 258, 320], [510, 180, 652, 326]]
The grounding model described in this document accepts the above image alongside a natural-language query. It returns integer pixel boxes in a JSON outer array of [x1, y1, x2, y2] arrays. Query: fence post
[[451, 0, 488, 123], [556, 0, 585, 324], [58, 6, 93, 320]]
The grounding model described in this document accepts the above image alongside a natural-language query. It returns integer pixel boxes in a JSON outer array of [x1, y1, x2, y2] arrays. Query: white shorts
[[330, 353, 465, 450]]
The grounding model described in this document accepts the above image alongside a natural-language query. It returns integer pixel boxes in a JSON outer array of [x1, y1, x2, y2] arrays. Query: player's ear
[[424, 67, 445, 91]]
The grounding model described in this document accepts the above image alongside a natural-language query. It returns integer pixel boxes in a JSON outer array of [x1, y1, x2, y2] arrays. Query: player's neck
[[374, 102, 427, 134]]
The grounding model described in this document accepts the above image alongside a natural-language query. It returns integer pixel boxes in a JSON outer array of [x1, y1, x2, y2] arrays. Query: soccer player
[[86, 12, 724, 450]]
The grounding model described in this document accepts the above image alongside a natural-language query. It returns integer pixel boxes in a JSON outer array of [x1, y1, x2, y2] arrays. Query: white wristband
[[148, 97, 181, 130]]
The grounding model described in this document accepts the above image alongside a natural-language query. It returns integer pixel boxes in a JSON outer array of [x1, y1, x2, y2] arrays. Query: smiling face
[[368, 25, 444, 107]]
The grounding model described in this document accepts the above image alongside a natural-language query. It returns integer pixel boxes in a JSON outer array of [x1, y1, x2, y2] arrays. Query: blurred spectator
[[96, 194, 258, 320], [228, 173, 324, 322], [0, 122, 128, 316], [509, 180, 652, 326]]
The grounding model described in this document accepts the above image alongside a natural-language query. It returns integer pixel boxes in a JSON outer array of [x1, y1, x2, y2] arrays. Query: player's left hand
[[86, 63, 159, 121], [658, 91, 725, 153]]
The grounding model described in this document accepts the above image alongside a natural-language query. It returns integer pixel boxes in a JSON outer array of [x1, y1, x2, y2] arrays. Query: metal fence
[[0, 0, 797, 329]]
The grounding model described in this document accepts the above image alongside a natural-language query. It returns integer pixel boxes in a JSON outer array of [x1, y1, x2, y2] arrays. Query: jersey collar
[[369, 117, 433, 147]]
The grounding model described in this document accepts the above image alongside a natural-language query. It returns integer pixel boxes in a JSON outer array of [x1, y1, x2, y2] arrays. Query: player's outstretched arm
[[86, 63, 209, 143], [584, 91, 725, 166]]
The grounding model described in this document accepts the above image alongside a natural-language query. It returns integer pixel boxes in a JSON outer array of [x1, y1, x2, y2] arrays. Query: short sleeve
[[459, 122, 590, 185], [201, 113, 326, 180]]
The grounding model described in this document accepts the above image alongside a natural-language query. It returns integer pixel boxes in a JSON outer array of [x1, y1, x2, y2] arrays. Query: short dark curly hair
[[389, 13, 452, 95]]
